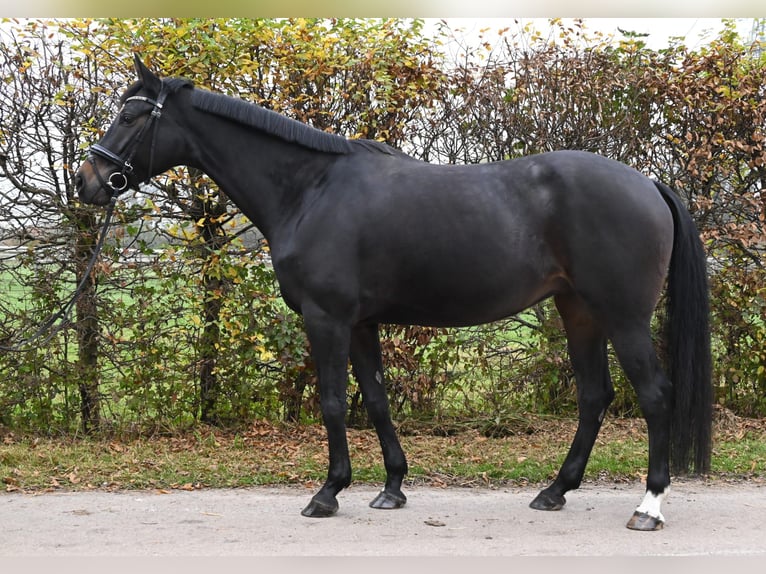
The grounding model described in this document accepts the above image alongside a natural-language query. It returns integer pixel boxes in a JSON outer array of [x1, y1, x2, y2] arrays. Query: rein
[[0, 198, 117, 352], [1, 90, 167, 353]]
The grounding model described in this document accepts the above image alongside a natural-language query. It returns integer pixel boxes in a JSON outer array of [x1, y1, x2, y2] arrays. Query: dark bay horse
[[76, 56, 712, 531]]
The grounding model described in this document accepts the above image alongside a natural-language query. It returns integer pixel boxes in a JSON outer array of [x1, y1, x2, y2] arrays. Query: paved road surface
[[1, 481, 764, 556]]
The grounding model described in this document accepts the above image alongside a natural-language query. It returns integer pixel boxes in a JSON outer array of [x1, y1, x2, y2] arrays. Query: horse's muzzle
[[75, 161, 113, 206]]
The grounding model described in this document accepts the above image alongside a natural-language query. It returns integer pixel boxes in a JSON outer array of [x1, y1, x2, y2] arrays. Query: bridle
[[0, 87, 169, 353], [88, 87, 169, 197]]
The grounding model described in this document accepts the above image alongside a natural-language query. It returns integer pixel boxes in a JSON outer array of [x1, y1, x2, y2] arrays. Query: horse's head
[[76, 55, 189, 206]]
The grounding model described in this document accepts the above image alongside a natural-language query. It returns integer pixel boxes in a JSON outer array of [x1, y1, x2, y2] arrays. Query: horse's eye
[[120, 112, 135, 125]]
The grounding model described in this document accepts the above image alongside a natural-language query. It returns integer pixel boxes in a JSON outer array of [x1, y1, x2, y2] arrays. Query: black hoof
[[301, 495, 339, 518], [369, 489, 407, 510], [626, 511, 664, 531], [529, 490, 566, 511]]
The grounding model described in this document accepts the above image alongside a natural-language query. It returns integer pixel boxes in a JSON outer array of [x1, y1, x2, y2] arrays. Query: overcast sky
[[428, 17, 757, 51]]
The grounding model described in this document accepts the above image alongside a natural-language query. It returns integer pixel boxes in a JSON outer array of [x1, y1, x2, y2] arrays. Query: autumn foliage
[[0, 18, 764, 434]]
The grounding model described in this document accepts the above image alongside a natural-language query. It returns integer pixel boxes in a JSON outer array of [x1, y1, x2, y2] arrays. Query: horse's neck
[[187, 118, 336, 242]]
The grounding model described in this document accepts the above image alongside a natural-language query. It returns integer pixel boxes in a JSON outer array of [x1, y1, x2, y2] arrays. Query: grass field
[[2, 409, 764, 493]]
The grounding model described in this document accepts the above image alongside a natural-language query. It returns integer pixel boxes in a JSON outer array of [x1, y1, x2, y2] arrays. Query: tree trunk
[[74, 210, 100, 433], [199, 271, 223, 425], [283, 368, 310, 423], [189, 171, 230, 425]]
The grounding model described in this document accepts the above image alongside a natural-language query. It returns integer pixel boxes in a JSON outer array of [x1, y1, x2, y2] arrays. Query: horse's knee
[[320, 394, 348, 422], [577, 383, 614, 422], [363, 394, 392, 425]]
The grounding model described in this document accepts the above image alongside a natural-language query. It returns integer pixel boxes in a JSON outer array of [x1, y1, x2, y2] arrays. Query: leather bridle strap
[[88, 89, 169, 197]]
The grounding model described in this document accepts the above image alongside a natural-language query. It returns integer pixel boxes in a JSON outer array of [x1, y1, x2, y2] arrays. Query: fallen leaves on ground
[[1, 407, 764, 493]]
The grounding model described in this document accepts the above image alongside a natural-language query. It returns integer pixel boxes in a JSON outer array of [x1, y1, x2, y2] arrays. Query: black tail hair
[[654, 180, 713, 475]]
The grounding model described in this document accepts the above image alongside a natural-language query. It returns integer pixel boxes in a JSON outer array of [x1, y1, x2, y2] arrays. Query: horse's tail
[[654, 180, 713, 475]]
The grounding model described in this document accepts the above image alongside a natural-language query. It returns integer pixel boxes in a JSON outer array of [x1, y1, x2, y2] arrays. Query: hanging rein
[[0, 89, 167, 352]]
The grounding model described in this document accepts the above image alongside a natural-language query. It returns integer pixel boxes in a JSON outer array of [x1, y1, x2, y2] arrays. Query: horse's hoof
[[369, 489, 407, 510], [529, 491, 566, 511], [626, 511, 664, 531], [301, 495, 339, 518]]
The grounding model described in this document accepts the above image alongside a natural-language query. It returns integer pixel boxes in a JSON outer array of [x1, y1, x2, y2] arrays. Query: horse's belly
[[366, 262, 568, 327]]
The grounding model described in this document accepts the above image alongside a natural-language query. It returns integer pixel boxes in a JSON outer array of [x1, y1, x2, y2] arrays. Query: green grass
[[2, 416, 764, 493], [711, 436, 766, 474]]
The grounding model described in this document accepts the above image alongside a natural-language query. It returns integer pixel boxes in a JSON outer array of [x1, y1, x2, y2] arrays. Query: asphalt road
[[1, 480, 765, 557]]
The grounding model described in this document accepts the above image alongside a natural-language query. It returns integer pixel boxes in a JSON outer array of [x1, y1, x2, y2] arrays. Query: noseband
[[88, 89, 169, 197]]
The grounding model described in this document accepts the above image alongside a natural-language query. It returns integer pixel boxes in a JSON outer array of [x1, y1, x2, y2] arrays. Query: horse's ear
[[133, 54, 162, 93]]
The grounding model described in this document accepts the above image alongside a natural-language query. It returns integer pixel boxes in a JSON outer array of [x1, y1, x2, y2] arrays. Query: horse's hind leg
[[610, 325, 672, 531], [350, 323, 408, 509], [530, 293, 614, 511]]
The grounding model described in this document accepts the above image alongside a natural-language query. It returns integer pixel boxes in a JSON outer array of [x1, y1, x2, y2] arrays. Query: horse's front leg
[[350, 323, 408, 510], [300, 305, 353, 518]]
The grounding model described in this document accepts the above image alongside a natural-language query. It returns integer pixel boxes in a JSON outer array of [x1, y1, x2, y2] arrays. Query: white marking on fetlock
[[375, 371, 383, 385], [635, 487, 670, 522]]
